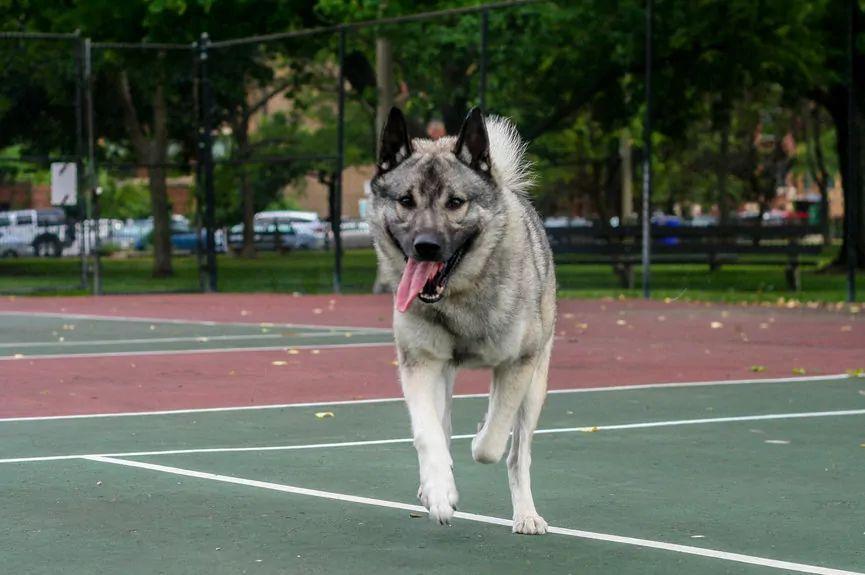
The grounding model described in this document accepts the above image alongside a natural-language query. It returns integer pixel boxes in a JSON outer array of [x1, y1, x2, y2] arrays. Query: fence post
[[479, 8, 489, 110], [333, 26, 346, 294], [641, 0, 653, 299], [197, 33, 218, 293], [73, 32, 90, 292], [83, 38, 101, 295], [846, 0, 859, 303]]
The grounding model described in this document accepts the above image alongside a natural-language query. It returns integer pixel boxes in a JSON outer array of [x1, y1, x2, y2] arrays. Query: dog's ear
[[377, 107, 412, 175], [453, 107, 491, 175]]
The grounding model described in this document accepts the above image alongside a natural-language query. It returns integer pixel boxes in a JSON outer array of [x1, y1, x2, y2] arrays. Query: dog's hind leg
[[471, 356, 538, 465], [400, 359, 458, 525], [507, 336, 552, 535]]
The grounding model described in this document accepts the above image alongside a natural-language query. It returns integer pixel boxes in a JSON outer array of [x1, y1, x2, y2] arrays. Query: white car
[[0, 230, 34, 257], [254, 210, 326, 249]]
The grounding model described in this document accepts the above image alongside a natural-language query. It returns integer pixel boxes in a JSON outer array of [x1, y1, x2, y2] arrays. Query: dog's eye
[[445, 197, 466, 210], [398, 195, 415, 208]]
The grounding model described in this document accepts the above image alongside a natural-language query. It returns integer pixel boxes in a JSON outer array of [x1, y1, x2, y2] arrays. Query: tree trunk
[[826, 97, 865, 269], [149, 75, 173, 277], [116, 67, 173, 277], [148, 163, 173, 277], [236, 119, 257, 258], [373, 36, 395, 294], [717, 115, 730, 226]]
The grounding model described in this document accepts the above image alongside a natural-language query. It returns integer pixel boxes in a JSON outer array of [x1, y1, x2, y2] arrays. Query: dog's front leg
[[400, 359, 458, 525]]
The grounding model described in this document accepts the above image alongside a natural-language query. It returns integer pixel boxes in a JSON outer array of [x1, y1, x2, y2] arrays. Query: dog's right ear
[[377, 107, 412, 175]]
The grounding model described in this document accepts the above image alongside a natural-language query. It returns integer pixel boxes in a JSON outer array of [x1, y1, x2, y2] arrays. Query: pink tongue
[[396, 259, 444, 313]]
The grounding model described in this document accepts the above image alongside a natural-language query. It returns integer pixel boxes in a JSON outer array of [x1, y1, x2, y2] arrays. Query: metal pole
[[846, 0, 859, 302], [74, 34, 89, 292], [333, 26, 346, 294], [479, 8, 489, 110], [198, 33, 218, 293], [641, 0, 653, 299], [84, 38, 101, 295]]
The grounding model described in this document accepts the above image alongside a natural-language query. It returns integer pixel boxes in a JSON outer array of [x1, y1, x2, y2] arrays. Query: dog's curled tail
[[486, 116, 534, 197]]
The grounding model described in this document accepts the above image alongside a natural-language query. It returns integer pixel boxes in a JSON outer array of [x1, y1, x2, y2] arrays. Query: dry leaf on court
[[616, 319, 627, 326], [315, 411, 334, 419], [409, 512, 423, 518], [792, 367, 806, 375], [841, 325, 853, 332], [750, 365, 766, 373], [312, 308, 323, 315], [271, 360, 287, 366], [847, 368, 865, 377], [311, 349, 321, 355], [710, 321, 723, 329]]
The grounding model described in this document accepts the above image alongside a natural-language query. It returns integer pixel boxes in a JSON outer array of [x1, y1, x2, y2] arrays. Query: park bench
[[546, 223, 825, 291]]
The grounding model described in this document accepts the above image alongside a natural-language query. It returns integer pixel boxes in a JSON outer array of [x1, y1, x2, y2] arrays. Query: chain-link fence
[[2, 0, 861, 299]]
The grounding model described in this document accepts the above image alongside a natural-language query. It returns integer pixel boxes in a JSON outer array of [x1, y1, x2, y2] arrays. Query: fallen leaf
[[850, 305, 861, 314], [841, 325, 852, 332], [271, 361, 287, 366], [315, 411, 334, 419], [792, 367, 807, 375], [750, 365, 766, 373], [240, 310, 249, 316], [12, 353, 24, 359], [764, 439, 790, 445], [759, 323, 769, 329], [409, 512, 423, 518], [287, 349, 300, 355], [390, 360, 399, 366], [616, 319, 627, 326], [576, 322, 589, 329], [657, 315, 666, 322], [563, 313, 574, 319], [311, 349, 321, 355], [312, 308, 323, 315], [847, 368, 865, 377], [710, 321, 723, 329], [260, 322, 274, 327]]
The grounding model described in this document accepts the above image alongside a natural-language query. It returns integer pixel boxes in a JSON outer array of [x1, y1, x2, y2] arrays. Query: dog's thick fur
[[368, 108, 555, 534]]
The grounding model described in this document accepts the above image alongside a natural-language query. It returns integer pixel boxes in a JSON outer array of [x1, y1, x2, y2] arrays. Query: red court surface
[[1, 294, 863, 418]]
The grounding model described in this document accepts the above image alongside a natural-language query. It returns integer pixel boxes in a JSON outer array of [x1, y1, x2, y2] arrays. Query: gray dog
[[368, 107, 556, 534]]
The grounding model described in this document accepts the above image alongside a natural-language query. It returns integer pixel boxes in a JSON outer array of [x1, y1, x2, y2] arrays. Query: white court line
[[0, 329, 389, 349], [82, 455, 864, 575], [0, 310, 393, 333], [3, 408, 863, 464], [0, 340, 393, 362], [0, 373, 852, 422]]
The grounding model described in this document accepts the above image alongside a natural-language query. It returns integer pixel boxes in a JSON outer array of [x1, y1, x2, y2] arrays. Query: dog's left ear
[[377, 107, 412, 175], [453, 107, 491, 175]]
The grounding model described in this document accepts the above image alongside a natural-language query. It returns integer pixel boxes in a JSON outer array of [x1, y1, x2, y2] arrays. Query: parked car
[[227, 221, 296, 253], [0, 230, 34, 257], [255, 210, 326, 249], [135, 221, 225, 253], [0, 208, 72, 256], [338, 219, 374, 249]]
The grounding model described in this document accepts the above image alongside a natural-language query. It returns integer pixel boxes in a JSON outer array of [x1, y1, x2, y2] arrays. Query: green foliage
[[98, 176, 151, 220]]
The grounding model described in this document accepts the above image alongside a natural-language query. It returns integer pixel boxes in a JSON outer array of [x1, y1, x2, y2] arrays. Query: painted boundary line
[[0, 340, 393, 362], [0, 373, 853, 422], [82, 455, 864, 575], [3, 408, 863, 464], [0, 310, 393, 333], [0, 329, 390, 349]]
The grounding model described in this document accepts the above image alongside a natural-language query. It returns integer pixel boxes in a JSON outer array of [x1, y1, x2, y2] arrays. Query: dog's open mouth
[[395, 241, 470, 313]]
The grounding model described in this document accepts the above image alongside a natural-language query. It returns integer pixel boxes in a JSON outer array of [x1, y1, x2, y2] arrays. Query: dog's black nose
[[413, 234, 443, 261]]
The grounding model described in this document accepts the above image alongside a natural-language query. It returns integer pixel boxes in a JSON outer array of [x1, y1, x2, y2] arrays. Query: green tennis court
[[3, 376, 864, 574]]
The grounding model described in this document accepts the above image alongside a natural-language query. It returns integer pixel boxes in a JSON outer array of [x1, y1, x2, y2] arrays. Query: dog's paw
[[512, 513, 548, 535], [418, 477, 459, 525]]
